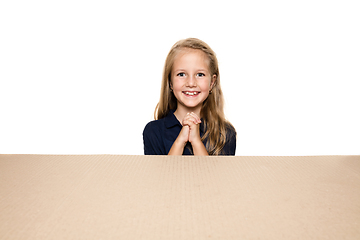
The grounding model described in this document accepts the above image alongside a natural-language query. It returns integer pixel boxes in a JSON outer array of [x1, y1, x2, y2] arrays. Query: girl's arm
[[168, 126, 189, 155], [190, 138, 209, 156], [221, 125, 237, 155], [143, 121, 167, 155]]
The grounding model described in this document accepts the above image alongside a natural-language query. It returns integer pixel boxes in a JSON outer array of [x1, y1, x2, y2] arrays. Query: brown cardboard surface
[[0, 155, 359, 239]]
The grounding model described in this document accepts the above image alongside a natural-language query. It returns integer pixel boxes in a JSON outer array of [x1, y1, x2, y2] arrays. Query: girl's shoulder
[[224, 121, 237, 138], [143, 110, 176, 135], [143, 118, 165, 133]]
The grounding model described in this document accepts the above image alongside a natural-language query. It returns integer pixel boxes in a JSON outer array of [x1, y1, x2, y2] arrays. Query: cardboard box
[[0, 155, 359, 239]]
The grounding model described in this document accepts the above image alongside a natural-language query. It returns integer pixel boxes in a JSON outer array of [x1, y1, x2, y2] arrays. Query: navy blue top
[[143, 110, 236, 155]]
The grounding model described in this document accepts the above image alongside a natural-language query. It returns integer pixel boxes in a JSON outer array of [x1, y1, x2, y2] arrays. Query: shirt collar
[[164, 110, 181, 128]]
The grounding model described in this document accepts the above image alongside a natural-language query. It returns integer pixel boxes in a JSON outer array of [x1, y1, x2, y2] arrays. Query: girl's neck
[[174, 106, 202, 125]]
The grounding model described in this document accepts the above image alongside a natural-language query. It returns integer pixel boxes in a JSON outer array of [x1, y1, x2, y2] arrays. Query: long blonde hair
[[155, 38, 235, 155]]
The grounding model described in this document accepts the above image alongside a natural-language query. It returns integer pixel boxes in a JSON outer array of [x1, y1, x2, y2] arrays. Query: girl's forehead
[[173, 48, 210, 66]]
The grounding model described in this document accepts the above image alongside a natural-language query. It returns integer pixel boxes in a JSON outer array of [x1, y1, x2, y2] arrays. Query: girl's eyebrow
[[173, 69, 210, 75]]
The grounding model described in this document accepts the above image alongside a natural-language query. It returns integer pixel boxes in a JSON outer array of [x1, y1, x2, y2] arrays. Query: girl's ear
[[169, 81, 173, 91], [210, 74, 217, 89]]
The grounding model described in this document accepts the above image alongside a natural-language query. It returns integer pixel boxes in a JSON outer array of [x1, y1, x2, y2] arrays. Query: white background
[[1, 0, 359, 155]]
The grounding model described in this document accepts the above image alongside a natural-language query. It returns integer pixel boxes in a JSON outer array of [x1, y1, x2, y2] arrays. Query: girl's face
[[170, 49, 215, 112]]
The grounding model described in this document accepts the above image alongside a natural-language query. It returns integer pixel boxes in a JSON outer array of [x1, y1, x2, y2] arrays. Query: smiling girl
[[143, 38, 236, 155]]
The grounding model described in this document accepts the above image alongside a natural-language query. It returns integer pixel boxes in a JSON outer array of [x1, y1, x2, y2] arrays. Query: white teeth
[[184, 92, 198, 96]]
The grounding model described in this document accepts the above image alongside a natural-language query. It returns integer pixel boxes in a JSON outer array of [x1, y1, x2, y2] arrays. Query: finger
[[190, 112, 200, 122], [183, 113, 198, 125], [190, 112, 201, 124], [183, 118, 196, 126], [188, 115, 199, 125]]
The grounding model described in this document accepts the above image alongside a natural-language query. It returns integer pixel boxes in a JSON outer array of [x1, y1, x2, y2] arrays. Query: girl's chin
[[177, 101, 202, 110]]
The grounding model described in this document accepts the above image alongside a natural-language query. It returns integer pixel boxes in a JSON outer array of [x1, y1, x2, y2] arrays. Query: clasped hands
[[169, 111, 208, 155], [178, 112, 202, 145]]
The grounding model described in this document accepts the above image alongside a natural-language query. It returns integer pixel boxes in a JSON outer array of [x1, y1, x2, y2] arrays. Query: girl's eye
[[177, 72, 185, 77], [197, 73, 205, 77]]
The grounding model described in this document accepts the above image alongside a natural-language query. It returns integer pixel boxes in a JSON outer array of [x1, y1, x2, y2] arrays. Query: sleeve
[[221, 124, 237, 156], [143, 121, 164, 155]]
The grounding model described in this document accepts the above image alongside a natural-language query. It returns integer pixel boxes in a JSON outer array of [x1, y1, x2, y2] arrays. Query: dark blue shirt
[[143, 110, 236, 155]]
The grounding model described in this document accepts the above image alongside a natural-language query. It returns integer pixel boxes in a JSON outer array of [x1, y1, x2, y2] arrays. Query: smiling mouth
[[183, 91, 200, 96]]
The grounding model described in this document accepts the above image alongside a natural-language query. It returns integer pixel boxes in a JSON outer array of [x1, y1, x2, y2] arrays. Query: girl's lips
[[183, 91, 200, 96]]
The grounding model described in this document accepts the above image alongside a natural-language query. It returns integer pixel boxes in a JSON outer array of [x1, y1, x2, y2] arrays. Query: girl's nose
[[186, 76, 197, 87]]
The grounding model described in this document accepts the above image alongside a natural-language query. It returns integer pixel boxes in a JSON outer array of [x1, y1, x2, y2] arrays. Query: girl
[[143, 38, 236, 155]]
